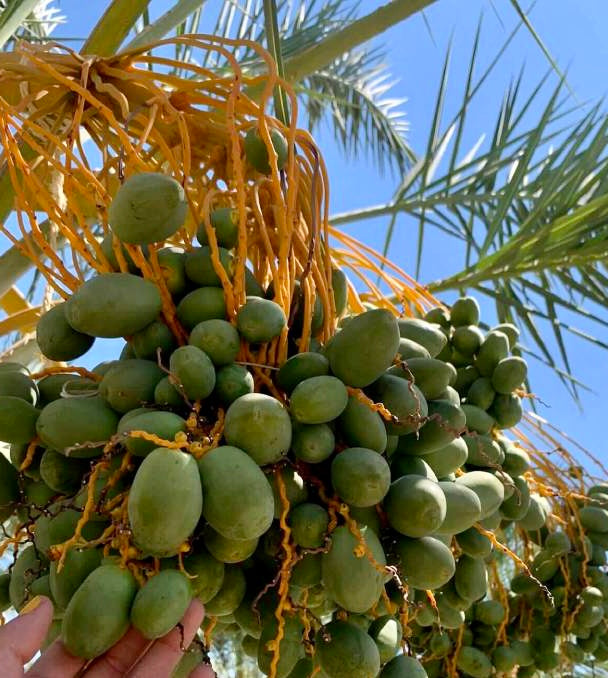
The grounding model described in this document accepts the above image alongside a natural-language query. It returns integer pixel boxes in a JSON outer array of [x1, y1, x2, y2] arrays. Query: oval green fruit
[[50, 547, 102, 610], [455, 554, 488, 601], [423, 437, 468, 478], [450, 296, 480, 327], [169, 345, 216, 401], [99, 359, 164, 413], [0, 396, 39, 444], [461, 404, 495, 435], [204, 565, 246, 616], [37, 373, 82, 405], [157, 247, 187, 297], [397, 400, 465, 455], [36, 397, 118, 458], [328, 309, 400, 387], [465, 377, 495, 410], [131, 569, 192, 639], [65, 273, 162, 338], [322, 526, 386, 613], [268, 467, 308, 519], [337, 395, 387, 453], [244, 126, 288, 174], [518, 494, 550, 531], [0, 370, 38, 405], [580, 506, 608, 533], [277, 352, 329, 394], [257, 613, 304, 678], [129, 448, 202, 557], [463, 435, 502, 467], [331, 447, 390, 508], [203, 526, 258, 563], [62, 564, 137, 659], [490, 393, 523, 428], [456, 646, 492, 678], [316, 621, 380, 678], [197, 445, 274, 540], [188, 319, 240, 366], [0, 361, 29, 375], [182, 548, 224, 603], [452, 325, 484, 355], [108, 172, 186, 244], [379, 655, 428, 678], [391, 454, 437, 481], [474, 599, 505, 625], [224, 393, 292, 465], [214, 364, 254, 405], [9, 545, 45, 610], [397, 337, 431, 359], [197, 206, 239, 248], [475, 330, 509, 377], [39, 448, 88, 494], [510, 640, 534, 666], [436, 481, 482, 534], [290, 375, 348, 424], [390, 357, 456, 401], [184, 246, 233, 287], [393, 535, 455, 590], [492, 356, 527, 394], [154, 377, 184, 407], [397, 318, 447, 358], [384, 475, 447, 537], [455, 470, 505, 519], [131, 320, 176, 360], [291, 423, 335, 463], [501, 441, 530, 475], [370, 374, 427, 435], [289, 503, 329, 548], [36, 396, 118, 457], [454, 365, 480, 394], [237, 296, 286, 343], [487, 322, 518, 349], [176, 287, 226, 330], [500, 475, 530, 520], [455, 527, 493, 559], [36, 303, 94, 361], [118, 410, 186, 457], [332, 268, 348, 317]]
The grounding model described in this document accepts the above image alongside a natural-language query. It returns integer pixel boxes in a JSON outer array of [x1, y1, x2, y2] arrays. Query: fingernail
[[20, 595, 43, 615]]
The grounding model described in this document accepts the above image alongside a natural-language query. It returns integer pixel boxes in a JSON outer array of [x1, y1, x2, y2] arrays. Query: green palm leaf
[[332, 21, 608, 397]]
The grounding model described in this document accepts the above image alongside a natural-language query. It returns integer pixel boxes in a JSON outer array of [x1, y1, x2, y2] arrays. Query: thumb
[[0, 595, 54, 674]]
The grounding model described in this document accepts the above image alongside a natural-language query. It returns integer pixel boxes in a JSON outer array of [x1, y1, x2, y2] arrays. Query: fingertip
[[188, 598, 205, 624], [19, 594, 53, 618]]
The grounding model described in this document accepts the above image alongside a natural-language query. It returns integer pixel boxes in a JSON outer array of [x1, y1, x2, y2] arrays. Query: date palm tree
[[1, 4, 607, 676]]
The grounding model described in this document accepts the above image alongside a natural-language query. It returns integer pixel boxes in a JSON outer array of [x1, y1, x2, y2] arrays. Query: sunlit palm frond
[[0, 0, 64, 50], [300, 49, 412, 175], [331, 18, 608, 399]]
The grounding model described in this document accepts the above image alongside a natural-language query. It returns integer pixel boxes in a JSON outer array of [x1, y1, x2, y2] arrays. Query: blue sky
[[9, 1, 608, 470]]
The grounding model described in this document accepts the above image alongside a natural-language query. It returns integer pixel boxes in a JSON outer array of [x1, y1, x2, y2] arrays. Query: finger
[[27, 638, 86, 678], [129, 600, 205, 678], [189, 664, 216, 678], [82, 626, 154, 678], [0, 595, 53, 675]]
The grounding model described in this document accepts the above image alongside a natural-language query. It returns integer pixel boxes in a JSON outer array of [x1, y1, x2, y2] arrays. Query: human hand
[[1, 595, 215, 677]]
